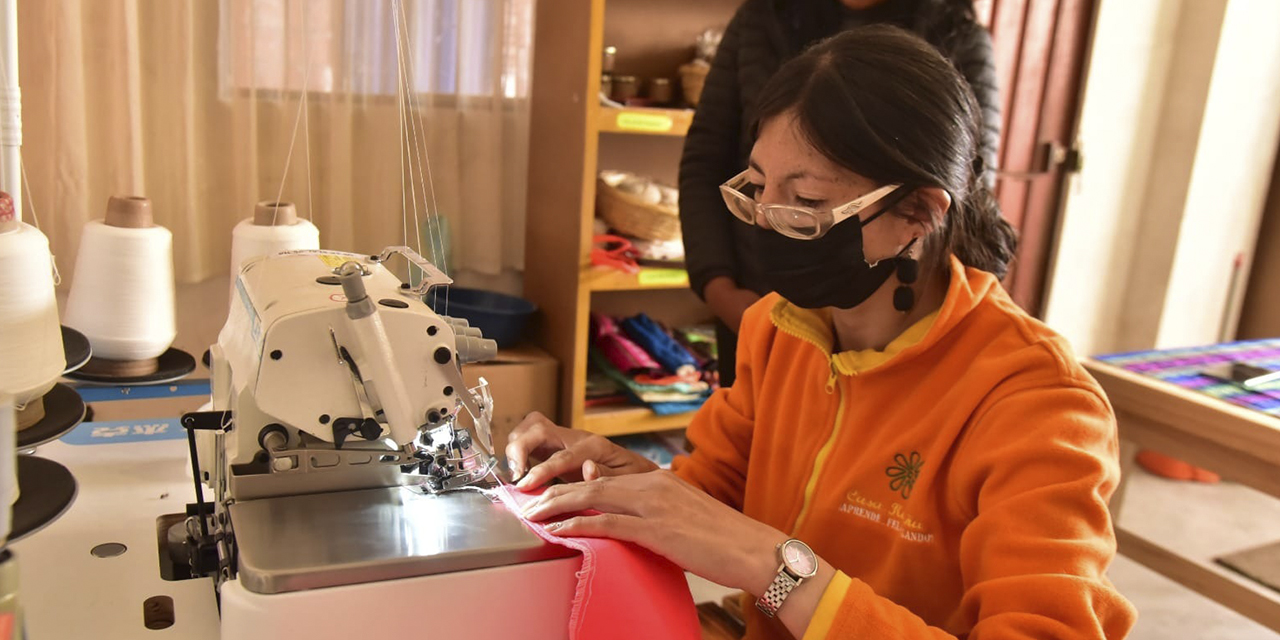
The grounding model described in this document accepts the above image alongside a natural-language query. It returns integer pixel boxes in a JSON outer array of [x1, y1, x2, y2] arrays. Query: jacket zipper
[[790, 356, 849, 535], [768, 307, 852, 536]]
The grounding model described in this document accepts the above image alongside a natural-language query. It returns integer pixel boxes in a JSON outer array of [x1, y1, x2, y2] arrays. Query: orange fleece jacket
[[673, 256, 1136, 640]]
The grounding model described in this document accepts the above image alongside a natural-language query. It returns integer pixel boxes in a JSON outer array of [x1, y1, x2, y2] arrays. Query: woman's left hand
[[520, 469, 786, 594]]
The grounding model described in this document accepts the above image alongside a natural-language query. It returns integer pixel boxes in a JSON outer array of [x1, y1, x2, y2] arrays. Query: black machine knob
[[331, 417, 385, 449]]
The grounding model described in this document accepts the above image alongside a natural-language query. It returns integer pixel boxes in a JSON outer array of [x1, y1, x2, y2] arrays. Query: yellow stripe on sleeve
[[801, 571, 853, 640]]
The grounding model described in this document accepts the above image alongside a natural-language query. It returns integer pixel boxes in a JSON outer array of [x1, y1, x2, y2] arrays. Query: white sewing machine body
[[204, 248, 476, 500], [187, 248, 577, 640]]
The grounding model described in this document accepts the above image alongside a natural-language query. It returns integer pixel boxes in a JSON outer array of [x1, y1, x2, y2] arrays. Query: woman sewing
[[507, 26, 1136, 640]]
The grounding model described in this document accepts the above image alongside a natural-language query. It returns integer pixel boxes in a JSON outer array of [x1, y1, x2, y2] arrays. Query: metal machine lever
[[368, 246, 453, 296], [333, 344, 385, 448]]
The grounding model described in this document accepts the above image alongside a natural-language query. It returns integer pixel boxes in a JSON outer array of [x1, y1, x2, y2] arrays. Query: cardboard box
[[463, 344, 559, 462]]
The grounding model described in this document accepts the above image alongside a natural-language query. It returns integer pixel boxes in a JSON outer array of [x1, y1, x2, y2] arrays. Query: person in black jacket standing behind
[[680, 0, 1000, 386]]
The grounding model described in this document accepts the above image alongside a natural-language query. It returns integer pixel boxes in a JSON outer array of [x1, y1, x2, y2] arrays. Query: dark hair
[[752, 25, 1016, 279], [786, 0, 983, 62], [908, 0, 982, 55]]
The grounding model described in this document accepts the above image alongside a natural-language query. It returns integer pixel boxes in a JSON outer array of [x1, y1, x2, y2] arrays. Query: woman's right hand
[[703, 276, 761, 332], [504, 412, 658, 491]]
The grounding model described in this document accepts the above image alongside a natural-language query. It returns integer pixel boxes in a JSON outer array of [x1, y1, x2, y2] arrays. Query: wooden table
[[1085, 359, 1280, 632]]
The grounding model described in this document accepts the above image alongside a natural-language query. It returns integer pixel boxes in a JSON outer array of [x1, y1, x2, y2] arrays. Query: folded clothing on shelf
[[620, 314, 699, 381], [585, 369, 629, 408], [591, 314, 662, 376], [586, 313, 720, 416], [590, 349, 708, 402], [673, 325, 717, 367], [586, 369, 623, 399]]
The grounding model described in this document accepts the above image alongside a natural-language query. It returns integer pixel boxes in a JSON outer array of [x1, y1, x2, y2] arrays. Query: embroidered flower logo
[[886, 451, 923, 499]]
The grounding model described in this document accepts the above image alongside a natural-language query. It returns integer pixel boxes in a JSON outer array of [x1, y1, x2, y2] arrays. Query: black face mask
[[753, 202, 913, 310]]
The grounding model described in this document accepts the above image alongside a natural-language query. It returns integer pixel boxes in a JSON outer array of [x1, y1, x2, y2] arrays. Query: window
[[220, 0, 534, 98]]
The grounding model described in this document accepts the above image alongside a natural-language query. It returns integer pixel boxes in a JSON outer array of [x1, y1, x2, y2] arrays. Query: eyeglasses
[[719, 170, 904, 240]]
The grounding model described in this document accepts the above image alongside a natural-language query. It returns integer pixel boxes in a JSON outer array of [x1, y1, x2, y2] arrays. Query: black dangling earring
[[893, 255, 919, 313]]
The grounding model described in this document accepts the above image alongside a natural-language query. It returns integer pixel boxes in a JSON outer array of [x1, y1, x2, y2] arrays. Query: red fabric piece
[[493, 485, 701, 640]]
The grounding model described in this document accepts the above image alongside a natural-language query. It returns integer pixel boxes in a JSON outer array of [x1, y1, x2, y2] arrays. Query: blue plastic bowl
[[425, 287, 537, 348]]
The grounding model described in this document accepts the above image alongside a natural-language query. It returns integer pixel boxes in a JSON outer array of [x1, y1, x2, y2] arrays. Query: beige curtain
[[19, 0, 532, 286]]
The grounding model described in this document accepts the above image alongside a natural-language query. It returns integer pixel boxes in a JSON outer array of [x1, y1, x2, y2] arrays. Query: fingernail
[[544, 521, 562, 532]]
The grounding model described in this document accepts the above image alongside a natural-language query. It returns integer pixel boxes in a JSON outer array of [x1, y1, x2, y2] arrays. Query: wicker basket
[[596, 179, 682, 242], [679, 62, 709, 107]]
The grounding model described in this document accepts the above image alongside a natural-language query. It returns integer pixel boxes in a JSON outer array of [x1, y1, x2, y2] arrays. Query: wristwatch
[[755, 538, 819, 618]]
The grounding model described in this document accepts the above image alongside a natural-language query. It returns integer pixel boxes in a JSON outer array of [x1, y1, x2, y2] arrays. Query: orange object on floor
[[1135, 450, 1220, 483]]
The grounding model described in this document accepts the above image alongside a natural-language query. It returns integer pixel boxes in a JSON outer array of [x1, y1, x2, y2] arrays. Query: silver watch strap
[[755, 568, 801, 618]]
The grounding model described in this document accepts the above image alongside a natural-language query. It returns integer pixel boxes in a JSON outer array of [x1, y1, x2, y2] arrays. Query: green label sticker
[[638, 269, 688, 286], [616, 111, 674, 133]]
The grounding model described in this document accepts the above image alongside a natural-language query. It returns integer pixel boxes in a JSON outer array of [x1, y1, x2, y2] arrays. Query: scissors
[[590, 234, 640, 274]]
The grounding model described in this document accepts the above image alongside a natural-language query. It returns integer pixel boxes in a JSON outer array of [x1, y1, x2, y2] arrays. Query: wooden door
[[976, 0, 1097, 316]]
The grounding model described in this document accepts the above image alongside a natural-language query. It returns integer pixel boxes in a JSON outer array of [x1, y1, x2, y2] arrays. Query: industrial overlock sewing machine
[[180, 247, 578, 639]]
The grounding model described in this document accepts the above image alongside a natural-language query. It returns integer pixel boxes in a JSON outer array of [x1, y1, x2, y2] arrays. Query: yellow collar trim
[[770, 299, 939, 375], [769, 298, 835, 355], [832, 311, 938, 374]]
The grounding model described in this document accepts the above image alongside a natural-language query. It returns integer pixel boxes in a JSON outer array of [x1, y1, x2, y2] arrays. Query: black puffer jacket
[[678, 0, 1001, 299]]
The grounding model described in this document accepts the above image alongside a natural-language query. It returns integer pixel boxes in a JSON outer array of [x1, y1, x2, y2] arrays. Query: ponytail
[[949, 177, 1017, 280]]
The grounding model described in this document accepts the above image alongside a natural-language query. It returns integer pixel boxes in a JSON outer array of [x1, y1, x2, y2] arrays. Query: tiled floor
[[685, 467, 1280, 638]]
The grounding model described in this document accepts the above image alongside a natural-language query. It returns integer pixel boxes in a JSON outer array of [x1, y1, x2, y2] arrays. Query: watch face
[[781, 540, 817, 578]]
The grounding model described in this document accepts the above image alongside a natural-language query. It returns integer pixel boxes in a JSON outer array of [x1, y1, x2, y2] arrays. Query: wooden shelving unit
[[583, 406, 699, 437], [583, 265, 689, 292], [522, 0, 739, 435]]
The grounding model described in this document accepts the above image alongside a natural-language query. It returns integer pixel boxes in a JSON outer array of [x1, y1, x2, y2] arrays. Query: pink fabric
[[591, 314, 663, 375], [494, 485, 701, 640]]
